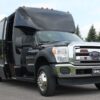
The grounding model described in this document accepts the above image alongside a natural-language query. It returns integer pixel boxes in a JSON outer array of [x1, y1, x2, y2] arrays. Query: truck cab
[[0, 7, 100, 96]]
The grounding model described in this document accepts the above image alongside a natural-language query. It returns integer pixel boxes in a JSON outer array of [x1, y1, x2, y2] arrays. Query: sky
[[0, 0, 100, 38]]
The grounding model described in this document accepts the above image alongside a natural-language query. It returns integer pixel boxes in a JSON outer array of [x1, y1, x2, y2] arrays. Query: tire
[[95, 83, 100, 90], [37, 65, 56, 96]]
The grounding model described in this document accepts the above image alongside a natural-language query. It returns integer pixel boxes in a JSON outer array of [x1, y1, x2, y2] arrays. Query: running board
[[11, 76, 35, 82]]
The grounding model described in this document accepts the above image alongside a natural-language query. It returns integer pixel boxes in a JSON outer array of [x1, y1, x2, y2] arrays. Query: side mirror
[[15, 37, 23, 48]]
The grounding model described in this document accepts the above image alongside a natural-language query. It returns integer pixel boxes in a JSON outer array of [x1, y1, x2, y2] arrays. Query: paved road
[[0, 80, 100, 100]]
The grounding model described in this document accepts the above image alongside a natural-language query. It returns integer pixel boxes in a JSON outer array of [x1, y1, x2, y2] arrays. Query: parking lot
[[0, 80, 100, 100]]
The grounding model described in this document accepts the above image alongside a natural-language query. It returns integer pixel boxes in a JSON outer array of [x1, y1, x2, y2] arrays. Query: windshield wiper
[[49, 40, 61, 43], [39, 40, 61, 44]]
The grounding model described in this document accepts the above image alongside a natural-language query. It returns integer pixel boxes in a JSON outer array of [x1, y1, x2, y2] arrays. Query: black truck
[[0, 7, 100, 96]]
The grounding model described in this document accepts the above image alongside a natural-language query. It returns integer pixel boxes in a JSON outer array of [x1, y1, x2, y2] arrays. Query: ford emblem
[[89, 51, 100, 60]]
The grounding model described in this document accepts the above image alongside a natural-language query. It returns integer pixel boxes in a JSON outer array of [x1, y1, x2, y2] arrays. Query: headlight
[[52, 47, 68, 62]]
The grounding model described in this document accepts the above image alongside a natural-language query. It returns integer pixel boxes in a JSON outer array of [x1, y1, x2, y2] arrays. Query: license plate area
[[76, 69, 92, 75]]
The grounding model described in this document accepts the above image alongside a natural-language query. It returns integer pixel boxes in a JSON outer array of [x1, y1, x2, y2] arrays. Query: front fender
[[34, 47, 56, 64]]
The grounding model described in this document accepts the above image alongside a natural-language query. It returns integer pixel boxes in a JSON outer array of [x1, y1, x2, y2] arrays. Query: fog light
[[60, 67, 70, 74]]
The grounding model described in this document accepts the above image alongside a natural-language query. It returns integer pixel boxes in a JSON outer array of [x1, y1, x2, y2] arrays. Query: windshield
[[37, 31, 83, 44]]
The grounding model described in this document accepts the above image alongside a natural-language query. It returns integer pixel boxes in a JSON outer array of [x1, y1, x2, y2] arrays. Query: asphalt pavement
[[0, 80, 100, 100]]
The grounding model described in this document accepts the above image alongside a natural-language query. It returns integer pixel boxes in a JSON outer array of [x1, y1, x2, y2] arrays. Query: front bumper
[[53, 63, 100, 78], [52, 64, 100, 85], [58, 76, 100, 85]]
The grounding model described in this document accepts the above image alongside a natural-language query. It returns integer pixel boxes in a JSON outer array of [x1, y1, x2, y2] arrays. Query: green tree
[[86, 25, 97, 42], [75, 25, 81, 37], [97, 32, 100, 41]]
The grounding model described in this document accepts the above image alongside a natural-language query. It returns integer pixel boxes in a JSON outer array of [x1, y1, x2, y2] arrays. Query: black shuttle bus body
[[0, 7, 100, 96]]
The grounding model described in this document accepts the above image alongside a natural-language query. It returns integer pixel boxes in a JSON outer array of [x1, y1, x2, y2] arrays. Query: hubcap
[[37, 71, 47, 92]]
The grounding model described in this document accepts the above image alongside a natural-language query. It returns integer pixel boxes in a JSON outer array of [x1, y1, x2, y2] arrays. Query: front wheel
[[95, 83, 100, 90], [37, 65, 56, 96]]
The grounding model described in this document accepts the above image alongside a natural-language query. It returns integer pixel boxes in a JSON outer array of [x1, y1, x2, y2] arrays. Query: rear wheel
[[37, 65, 56, 96], [95, 83, 100, 90]]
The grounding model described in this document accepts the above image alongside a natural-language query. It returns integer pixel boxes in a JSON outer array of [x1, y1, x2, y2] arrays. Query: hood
[[69, 41, 100, 47], [41, 41, 100, 48]]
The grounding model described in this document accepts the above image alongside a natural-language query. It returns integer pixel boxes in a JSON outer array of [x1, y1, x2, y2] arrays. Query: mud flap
[[0, 64, 6, 79]]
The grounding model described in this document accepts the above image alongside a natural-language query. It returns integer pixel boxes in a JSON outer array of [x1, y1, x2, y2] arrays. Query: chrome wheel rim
[[37, 71, 47, 92]]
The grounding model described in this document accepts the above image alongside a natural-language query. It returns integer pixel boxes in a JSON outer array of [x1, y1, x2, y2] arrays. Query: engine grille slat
[[79, 46, 100, 49], [76, 53, 89, 56]]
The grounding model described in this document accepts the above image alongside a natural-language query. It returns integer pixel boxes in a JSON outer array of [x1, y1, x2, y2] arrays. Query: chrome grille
[[74, 46, 100, 65]]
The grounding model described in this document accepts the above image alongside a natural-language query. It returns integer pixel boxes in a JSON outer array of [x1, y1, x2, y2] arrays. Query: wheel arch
[[34, 56, 50, 78]]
